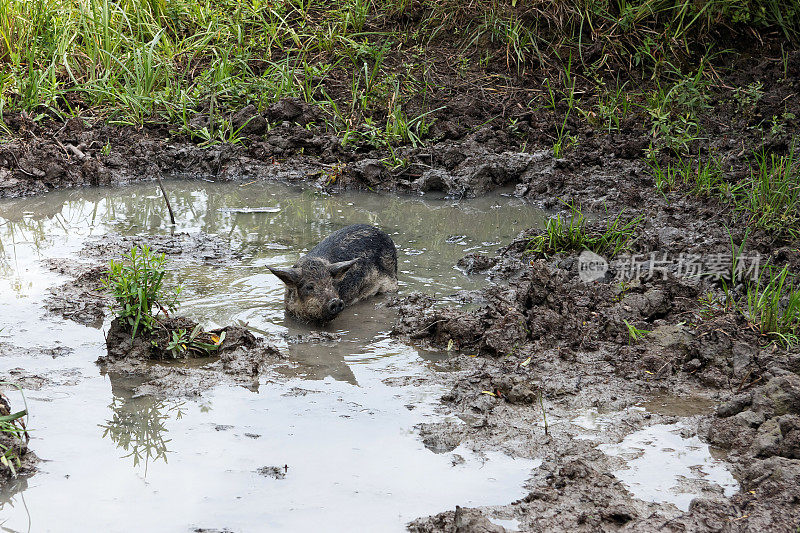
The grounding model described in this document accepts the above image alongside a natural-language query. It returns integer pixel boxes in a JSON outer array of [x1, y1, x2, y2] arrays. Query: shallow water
[[0, 180, 545, 532], [599, 423, 738, 512]]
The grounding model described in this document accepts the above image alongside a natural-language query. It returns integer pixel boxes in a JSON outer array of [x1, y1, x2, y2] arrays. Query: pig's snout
[[327, 298, 345, 316]]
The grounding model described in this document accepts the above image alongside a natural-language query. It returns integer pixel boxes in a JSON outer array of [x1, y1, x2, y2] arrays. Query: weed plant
[[738, 147, 800, 239], [103, 244, 181, 338], [1, 0, 797, 143], [0, 384, 28, 478]]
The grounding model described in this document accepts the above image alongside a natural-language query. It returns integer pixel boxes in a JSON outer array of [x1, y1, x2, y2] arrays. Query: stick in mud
[[156, 174, 176, 225], [539, 392, 549, 436]]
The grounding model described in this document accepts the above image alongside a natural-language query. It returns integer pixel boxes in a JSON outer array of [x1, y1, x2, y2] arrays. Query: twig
[[156, 174, 176, 225], [539, 391, 549, 436]]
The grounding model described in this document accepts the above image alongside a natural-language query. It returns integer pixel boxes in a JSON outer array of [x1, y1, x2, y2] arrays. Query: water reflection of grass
[[99, 395, 185, 474]]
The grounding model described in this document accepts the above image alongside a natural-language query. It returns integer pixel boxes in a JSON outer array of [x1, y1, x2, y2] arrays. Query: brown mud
[[395, 233, 800, 531], [1, 48, 798, 209], [1, 34, 800, 533], [99, 316, 283, 397]]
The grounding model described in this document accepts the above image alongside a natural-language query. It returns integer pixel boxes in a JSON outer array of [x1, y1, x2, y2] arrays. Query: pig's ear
[[328, 258, 358, 277], [268, 266, 301, 286]]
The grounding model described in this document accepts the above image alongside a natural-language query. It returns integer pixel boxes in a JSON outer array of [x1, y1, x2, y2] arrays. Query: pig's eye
[[302, 283, 315, 293]]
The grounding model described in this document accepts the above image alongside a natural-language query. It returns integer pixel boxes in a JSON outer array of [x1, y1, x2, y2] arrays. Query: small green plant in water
[[0, 384, 30, 478], [103, 245, 181, 338]]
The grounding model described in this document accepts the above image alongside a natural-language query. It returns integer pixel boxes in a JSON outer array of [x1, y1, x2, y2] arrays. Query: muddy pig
[[268, 224, 398, 323]]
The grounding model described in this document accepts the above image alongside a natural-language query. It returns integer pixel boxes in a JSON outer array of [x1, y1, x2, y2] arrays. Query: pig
[[268, 224, 398, 323]]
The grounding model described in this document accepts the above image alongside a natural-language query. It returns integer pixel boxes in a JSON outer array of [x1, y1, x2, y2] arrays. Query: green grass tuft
[[526, 204, 642, 259], [746, 265, 800, 346], [738, 146, 800, 239]]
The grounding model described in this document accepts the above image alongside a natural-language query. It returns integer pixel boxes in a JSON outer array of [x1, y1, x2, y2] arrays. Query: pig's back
[[308, 224, 398, 303], [308, 224, 396, 273]]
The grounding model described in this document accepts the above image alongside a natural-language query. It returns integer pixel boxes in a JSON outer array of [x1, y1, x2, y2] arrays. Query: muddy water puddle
[[0, 181, 544, 531], [599, 423, 738, 511], [573, 400, 737, 512]]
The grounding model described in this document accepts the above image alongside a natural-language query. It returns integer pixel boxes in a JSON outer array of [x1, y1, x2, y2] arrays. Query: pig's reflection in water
[[278, 296, 414, 385]]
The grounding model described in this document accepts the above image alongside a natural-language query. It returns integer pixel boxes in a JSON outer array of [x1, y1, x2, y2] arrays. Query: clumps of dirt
[[256, 465, 288, 479], [0, 367, 82, 391], [283, 331, 342, 344], [43, 261, 109, 328], [98, 316, 282, 396], [0, 107, 338, 200], [456, 253, 498, 275], [409, 506, 506, 533], [417, 422, 466, 454], [392, 221, 792, 393], [80, 232, 242, 265], [703, 373, 800, 463], [103, 316, 228, 361], [396, 222, 800, 529], [0, 343, 73, 359], [393, 257, 699, 364]]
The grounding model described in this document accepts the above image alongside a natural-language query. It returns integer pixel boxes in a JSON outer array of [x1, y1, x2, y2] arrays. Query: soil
[[2, 33, 800, 532], [395, 236, 800, 531], [98, 316, 284, 397]]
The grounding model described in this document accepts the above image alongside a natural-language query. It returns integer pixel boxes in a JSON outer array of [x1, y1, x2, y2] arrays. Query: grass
[[650, 140, 800, 240], [526, 204, 642, 259], [0, 384, 29, 478], [745, 265, 800, 346], [643, 60, 712, 157], [623, 319, 651, 344], [649, 155, 728, 198], [0, 0, 797, 154], [738, 146, 800, 239], [705, 231, 800, 347]]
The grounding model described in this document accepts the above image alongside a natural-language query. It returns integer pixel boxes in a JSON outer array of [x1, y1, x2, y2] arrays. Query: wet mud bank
[[394, 225, 800, 530], [101, 316, 283, 397], [2, 44, 798, 210]]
